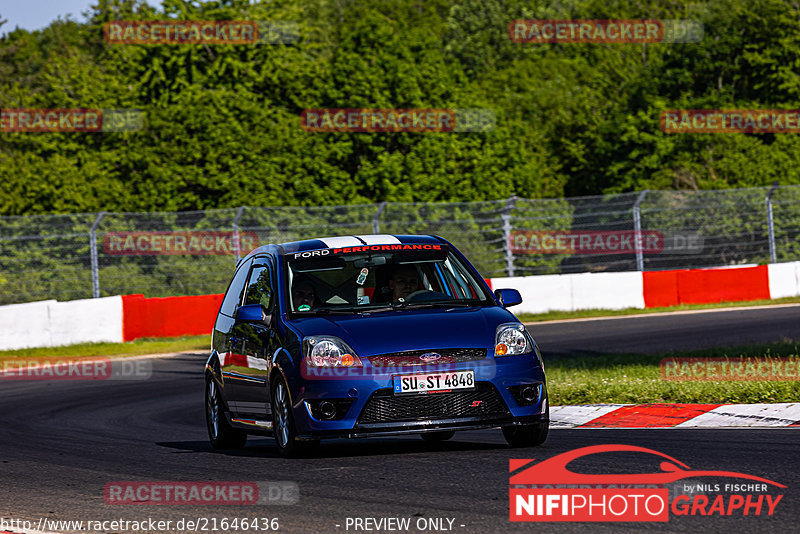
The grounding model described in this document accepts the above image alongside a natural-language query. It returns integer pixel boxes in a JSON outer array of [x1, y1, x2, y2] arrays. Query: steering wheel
[[405, 289, 431, 301]]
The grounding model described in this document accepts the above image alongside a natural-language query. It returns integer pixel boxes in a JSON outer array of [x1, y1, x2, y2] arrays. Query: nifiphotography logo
[[509, 444, 785, 522]]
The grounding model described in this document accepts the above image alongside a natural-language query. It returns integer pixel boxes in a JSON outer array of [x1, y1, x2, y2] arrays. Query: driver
[[292, 278, 318, 310], [388, 264, 420, 302]]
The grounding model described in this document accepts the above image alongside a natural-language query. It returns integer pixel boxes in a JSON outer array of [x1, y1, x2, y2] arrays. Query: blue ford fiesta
[[205, 234, 548, 457]]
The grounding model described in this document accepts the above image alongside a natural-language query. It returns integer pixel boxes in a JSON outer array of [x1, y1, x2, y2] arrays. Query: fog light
[[521, 386, 539, 403], [318, 401, 337, 419], [508, 384, 542, 406]]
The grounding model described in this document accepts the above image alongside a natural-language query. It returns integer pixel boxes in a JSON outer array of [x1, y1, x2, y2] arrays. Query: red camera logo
[[510, 445, 784, 522]]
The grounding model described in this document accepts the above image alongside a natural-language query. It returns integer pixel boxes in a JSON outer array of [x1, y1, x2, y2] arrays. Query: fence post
[[90, 211, 106, 298], [766, 181, 779, 264], [373, 201, 388, 234], [633, 190, 649, 271], [502, 196, 517, 277], [232, 206, 246, 262]]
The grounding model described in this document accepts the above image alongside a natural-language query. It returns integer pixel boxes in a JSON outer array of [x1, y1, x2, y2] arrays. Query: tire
[[502, 422, 549, 448], [206, 377, 247, 450], [271, 377, 302, 458], [420, 430, 456, 442]]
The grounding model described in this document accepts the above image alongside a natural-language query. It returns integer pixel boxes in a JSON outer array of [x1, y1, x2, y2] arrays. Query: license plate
[[392, 370, 475, 396]]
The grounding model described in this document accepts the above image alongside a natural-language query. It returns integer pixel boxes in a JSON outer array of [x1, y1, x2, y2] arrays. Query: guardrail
[[3, 261, 798, 350]]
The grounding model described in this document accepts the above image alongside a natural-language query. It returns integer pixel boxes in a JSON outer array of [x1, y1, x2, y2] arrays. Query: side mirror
[[495, 288, 522, 308], [235, 304, 271, 326]]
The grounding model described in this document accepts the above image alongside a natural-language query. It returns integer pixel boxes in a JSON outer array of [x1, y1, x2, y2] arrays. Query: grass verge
[[0, 335, 209, 363], [3, 336, 798, 406], [516, 296, 800, 323], [547, 342, 800, 405]]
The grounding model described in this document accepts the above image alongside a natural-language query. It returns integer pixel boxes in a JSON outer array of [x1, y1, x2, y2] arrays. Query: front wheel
[[271, 377, 301, 458], [206, 377, 247, 450], [502, 422, 549, 448]]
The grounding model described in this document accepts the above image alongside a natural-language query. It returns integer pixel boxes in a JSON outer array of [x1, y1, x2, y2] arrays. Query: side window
[[219, 259, 252, 317], [243, 262, 273, 309]]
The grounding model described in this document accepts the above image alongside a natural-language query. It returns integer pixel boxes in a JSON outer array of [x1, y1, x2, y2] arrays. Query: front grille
[[368, 348, 487, 368], [357, 383, 510, 424]]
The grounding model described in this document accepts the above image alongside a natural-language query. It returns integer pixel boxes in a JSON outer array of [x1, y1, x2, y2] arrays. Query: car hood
[[288, 306, 518, 357]]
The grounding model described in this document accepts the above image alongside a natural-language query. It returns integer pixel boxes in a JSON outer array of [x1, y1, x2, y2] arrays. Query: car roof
[[248, 234, 446, 258]]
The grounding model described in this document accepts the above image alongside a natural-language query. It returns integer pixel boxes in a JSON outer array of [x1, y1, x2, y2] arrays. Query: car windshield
[[285, 244, 492, 314]]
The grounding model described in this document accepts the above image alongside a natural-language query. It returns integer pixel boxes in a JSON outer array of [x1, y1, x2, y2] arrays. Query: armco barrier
[[768, 262, 800, 300], [493, 262, 796, 315], [643, 265, 770, 308], [2, 262, 798, 349], [49, 296, 123, 347], [0, 300, 54, 350], [640, 270, 677, 308], [0, 296, 122, 351], [121, 293, 223, 341], [677, 265, 770, 304], [490, 271, 644, 315], [490, 274, 572, 314], [570, 271, 644, 311]]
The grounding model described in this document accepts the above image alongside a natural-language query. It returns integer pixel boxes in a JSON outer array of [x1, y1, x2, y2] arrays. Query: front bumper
[[300, 414, 549, 439], [289, 351, 547, 438]]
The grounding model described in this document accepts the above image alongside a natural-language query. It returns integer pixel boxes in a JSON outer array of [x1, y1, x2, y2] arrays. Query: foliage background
[[2, 0, 800, 217]]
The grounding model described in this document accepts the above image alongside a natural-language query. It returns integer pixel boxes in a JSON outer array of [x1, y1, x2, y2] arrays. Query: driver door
[[226, 259, 275, 419]]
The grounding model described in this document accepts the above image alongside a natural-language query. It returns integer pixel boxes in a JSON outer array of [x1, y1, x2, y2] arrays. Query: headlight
[[494, 323, 532, 357], [303, 336, 363, 367]]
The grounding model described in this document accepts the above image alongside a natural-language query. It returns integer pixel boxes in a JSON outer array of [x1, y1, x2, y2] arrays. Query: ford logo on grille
[[419, 352, 442, 362]]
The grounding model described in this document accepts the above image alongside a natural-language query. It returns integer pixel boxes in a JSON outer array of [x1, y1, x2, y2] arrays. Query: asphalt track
[[1, 306, 799, 534], [528, 303, 800, 356]]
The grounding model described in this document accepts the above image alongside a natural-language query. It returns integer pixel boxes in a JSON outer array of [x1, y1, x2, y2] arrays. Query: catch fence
[[1, 185, 798, 305]]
